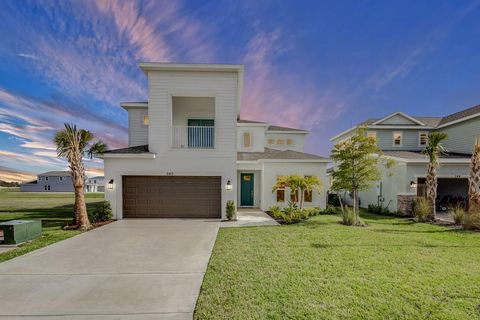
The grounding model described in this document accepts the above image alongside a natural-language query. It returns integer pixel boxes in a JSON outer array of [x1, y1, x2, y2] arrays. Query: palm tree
[[54, 123, 107, 230], [422, 132, 448, 221], [272, 175, 323, 209], [468, 137, 480, 211]]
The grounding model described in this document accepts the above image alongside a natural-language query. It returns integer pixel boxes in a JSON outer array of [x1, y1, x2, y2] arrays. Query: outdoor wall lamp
[[410, 180, 417, 189], [107, 179, 114, 190], [226, 180, 232, 191]]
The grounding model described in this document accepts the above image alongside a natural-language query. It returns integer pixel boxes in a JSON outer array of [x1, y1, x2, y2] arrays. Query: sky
[[0, 0, 480, 182]]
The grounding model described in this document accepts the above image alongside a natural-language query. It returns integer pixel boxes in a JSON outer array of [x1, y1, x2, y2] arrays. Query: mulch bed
[[63, 220, 114, 231]]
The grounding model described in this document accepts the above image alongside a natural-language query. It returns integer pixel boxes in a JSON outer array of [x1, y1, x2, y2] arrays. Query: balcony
[[171, 125, 215, 149]]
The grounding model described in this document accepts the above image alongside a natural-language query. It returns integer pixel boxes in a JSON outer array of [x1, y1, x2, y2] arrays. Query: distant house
[[20, 171, 74, 192], [85, 176, 105, 192]]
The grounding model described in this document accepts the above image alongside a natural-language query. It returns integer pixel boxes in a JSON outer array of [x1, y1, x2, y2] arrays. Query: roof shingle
[[238, 147, 328, 161]]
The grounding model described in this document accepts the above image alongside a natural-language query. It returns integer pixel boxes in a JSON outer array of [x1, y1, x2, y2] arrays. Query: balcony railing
[[171, 125, 215, 149]]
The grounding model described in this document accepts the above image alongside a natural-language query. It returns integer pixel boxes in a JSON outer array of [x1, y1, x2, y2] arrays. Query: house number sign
[[166, 172, 174, 176]]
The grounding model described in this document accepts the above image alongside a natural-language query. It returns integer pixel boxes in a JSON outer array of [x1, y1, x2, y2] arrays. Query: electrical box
[[0, 220, 42, 245]]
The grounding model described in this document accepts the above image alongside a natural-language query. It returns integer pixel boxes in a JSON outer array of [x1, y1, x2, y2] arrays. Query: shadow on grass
[[371, 228, 464, 234], [311, 242, 480, 249], [0, 202, 103, 225]]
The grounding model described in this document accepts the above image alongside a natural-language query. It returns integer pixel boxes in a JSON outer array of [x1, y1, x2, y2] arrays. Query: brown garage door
[[122, 176, 221, 218]]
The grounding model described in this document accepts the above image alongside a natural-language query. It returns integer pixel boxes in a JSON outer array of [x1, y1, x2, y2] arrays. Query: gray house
[[20, 171, 74, 192], [330, 105, 480, 214], [85, 176, 105, 192]]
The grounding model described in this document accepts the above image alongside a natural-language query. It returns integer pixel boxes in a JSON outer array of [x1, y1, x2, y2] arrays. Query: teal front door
[[240, 173, 254, 206]]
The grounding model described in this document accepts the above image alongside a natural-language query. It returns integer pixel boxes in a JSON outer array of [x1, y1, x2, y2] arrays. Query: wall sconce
[[107, 179, 114, 190], [225, 180, 232, 191], [410, 180, 417, 189]]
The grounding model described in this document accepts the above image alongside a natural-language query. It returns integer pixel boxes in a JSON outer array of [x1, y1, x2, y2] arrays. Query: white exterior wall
[[128, 108, 149, 147], [260, 161, 328, 211], [237, 125, 266, 152], [105, 69, 239, 220], [357, 161, 470, 210], [265, 133, 305, 152]]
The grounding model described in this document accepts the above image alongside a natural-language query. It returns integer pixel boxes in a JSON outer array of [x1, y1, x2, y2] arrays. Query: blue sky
[[0, 0, 479, 181]]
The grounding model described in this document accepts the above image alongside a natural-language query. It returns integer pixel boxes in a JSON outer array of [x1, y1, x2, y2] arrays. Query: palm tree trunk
[[468, 138, 480, 211], [299, 188, 304, 210], [73, 172, 90, 231], [425, 162, 437, 221]]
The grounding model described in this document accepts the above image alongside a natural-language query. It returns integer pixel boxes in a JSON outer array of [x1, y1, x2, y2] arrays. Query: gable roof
[[438, 104, 480, 126], [39, 171, 71, 177], [103, 145, 150, 154], [267, 125, 309, 133], [372, 112, 426, 126], [237, 147, 328, 161]]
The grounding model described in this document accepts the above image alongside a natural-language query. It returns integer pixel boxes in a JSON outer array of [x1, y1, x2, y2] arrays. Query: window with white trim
[[243, 132, 252, 148], [276, 176, 285, 202], [418, 132, 428, 146], [393, 131, 402, 146], [268, 138, 275, 145]]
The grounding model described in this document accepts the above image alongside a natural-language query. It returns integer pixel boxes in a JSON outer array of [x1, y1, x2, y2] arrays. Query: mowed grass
[[195, 213, 480, 319], [0, 188, 103, 262]]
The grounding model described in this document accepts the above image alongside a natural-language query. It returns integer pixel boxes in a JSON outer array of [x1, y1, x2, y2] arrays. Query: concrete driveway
[[0, 219, 219, 319]]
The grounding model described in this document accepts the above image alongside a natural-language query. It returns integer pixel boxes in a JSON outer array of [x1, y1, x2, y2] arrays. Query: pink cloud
[[0, 166, 36, 183]]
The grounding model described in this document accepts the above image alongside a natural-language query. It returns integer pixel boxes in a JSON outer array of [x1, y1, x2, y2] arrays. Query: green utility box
[[0, 220, 42, 245]]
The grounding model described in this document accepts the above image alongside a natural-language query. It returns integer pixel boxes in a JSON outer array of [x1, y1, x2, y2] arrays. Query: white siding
[[172, 97, 215, 125], [264, 133, 305, 152], [261, 162, 327, 211], [441, 117, 480, 154], [128, 108, 148, 147], [237, 125, 266, 152]]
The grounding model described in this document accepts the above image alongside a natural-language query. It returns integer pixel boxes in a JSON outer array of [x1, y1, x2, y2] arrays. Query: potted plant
[[226, 200, 237, 221]]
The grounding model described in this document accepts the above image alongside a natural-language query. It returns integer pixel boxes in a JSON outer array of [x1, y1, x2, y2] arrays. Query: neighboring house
[[20, 171, 74, 192], [102, 63, 329, 220], [330, 106, 480, 214], [85, 176, 105, 192]]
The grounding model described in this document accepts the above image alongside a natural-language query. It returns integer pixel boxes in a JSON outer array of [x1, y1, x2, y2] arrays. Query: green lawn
[[0, 188, 103, 262], [195, 213, 480, 319]]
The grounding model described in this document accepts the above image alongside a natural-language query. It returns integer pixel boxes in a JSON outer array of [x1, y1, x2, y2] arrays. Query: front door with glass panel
[[241, 173, 254, 206]]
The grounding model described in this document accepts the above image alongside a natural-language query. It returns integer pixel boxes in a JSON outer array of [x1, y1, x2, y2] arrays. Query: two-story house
[[102, 63, 329, 220], [20, 171, 74, 192], [330, 105, 480, 214], [85, 176, 105, 192]]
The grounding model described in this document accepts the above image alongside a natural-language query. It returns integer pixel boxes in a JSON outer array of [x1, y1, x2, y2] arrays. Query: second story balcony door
[[187, 119, 215, 148]]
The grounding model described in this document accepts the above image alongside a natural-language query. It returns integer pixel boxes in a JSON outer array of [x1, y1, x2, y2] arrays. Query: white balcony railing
[[171, 126, 215, 149]]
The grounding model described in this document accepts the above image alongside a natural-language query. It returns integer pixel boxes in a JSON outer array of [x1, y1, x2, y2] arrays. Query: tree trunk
[[299, 188, 304, 210], [353, 189, 358, 223], [425, 162, 437, 221], [72, 172, 90, 231], [468, 138, 480, 212]]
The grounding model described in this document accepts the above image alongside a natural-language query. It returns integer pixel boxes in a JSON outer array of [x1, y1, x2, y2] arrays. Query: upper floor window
[[59, 177, 65, 182], [143, 115, 149, 125], [277, 138, 284, 145], [243, 132, 252, 148], [418, 132, 428, 147], [38, 177, 42, 181], [45, 176, 49, 181], [367, 131, 377, 141], [286, 139, 293, 146], [393, 132, 402, 146]]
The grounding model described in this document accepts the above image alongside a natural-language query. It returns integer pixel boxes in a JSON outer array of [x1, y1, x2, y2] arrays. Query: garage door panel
[[122, 176, 221, 218]]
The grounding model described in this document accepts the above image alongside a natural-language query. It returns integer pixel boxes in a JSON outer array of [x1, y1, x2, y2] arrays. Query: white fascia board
[[382, 154, 470, 164], [370, 125, 434, 129], [267, 130, 309, 134], [238, 159, 330, 164], [100, 153, 156, 159], [372, 111, 426, 126], [237, 123, 269, 127], [330, 126, 357, 141], [120, 102, 148, 111], [139, 62, 244, 74], [436, 113, 480, 129]]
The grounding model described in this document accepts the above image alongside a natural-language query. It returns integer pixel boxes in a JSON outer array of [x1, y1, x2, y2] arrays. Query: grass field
[[195, 213, 480, 319], [0, 188, 103, 262]]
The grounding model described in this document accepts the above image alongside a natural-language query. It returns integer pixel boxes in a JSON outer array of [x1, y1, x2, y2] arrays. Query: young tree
[[54, 123, 107, 230], [422, 132, 448, 221], [330, 128, 391, 225], [272, 175, 323, 209], [468, 137, 480, 211]]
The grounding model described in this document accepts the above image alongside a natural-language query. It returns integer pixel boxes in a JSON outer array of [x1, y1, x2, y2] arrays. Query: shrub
[[226, 200, 236, 221], [268, 205, 310, 224], [341, 207, 355, 226], [322, 205, 340, 215], [327, 193, 341, 207], [451, 206, 465, 225], [367, 204, 390, 215], [413, 197, 430, 222], [88, 200, 113, 223], [303, 207, 321, 217], [464, 210, 480, 230], [269, 206, 282, 219]]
